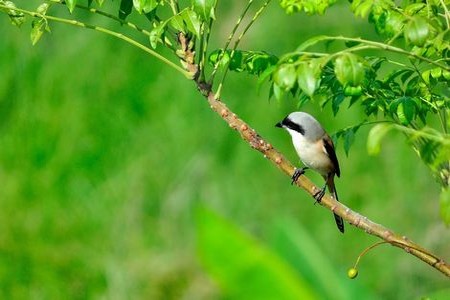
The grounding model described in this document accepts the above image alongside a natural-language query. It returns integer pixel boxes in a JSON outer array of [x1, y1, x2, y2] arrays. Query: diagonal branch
[[177, 34, 450, 278]]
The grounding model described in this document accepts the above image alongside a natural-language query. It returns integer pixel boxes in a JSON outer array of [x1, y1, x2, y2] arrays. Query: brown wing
[[323, 135, 340, 177]]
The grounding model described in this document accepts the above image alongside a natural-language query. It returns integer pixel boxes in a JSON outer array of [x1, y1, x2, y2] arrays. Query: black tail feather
[[327, 176, 345, 233]]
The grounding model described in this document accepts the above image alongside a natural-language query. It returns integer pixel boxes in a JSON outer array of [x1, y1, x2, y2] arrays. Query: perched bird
[[276, 111, 345, 233]]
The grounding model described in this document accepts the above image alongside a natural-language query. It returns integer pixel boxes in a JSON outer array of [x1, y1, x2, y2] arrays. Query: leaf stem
[[0, 4, 190, 77], [216, 0, 272, 98], [283, 36, 450, 71], [209, 0, 254, 86], [49, 0, 151, 38], [168, 0, 179, 15], [199, 17, 214, 82], [438, 0, 450, 29]]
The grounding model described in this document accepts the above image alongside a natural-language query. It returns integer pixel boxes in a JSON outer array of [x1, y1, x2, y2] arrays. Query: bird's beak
[[275, 121, 283, 128]]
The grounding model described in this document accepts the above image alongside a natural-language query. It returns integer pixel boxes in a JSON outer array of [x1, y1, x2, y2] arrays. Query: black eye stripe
[[282, 118, 305, 135]]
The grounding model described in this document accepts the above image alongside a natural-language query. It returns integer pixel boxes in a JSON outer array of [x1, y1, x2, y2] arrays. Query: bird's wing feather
[[322, 136, 340, 177]]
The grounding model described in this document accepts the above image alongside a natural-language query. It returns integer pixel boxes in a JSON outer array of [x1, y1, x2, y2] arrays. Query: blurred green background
[[0, 1, 449, 299]]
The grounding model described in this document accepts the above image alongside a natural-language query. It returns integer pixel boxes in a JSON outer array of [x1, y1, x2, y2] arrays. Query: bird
[[275, 111, 345, 233]]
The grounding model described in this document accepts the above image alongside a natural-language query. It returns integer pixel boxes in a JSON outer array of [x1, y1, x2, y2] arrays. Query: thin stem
[[216, 0, 272, 97], [438, 0, 450, 29], [198, 22, 206, 81], [199, 18, 214, 82], [283, 36, 450, 71], [0, 4, 190, 77], [209, 0, 254, 86], [49, 0, 178, 52], [353, 242, 389, 269], [50, 0, 151, 35], [168, 0, 179, 15]]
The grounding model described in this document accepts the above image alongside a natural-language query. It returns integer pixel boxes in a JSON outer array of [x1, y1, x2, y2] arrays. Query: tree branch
[[177, 34, 450, 278]]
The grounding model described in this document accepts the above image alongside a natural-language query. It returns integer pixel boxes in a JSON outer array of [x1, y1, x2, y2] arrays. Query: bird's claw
[[291, 167, 308, 185], [313, 187, 326, 204]]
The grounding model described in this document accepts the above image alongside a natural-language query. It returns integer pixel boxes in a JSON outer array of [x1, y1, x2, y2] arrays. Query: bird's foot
[[313, 187, 326, 204], [291, 167, 309, 185]]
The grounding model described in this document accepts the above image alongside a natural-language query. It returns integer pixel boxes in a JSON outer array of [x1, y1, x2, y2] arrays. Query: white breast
[[287, 129, 332, 176]]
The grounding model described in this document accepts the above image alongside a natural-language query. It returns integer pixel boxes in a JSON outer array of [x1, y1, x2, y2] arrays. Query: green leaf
[[296, 60, 321, 96], [169, 14, 184, 32], [36, 2, 50, 14], [384, 11, 404, 37], [272, 83, 284, 101], [333, 124, 362, 156], [351, 0, 373, 18], [405, 17, 429, 47], [65, 0, 77, 13], [343, 128, 356, 156], [247, 52, 278, 75], [196, 208, 318, 300], [209, 49, 230, 70], [334, 53, 365, 87], [30, 18, 48, 45], [396, 97, 416, 125], [149, 22, 166, 49], [331, 93, 345, 115], [119, 0, 133, 20], [443, 70, 450, 81], [133, 0, 158, 14], [280, 0, 337, 15], [274, 64, 297, 91], [258, 64, 277, 87], [440, 188, 450, 225], [367, 123, 393, 155], [180, 9, 201, 37], [192, 0, 216, 21], [430, 68, 442, 79], [228, 51, 244, 72], [2, 1, 26, 27], [95, 0, 105, 6]]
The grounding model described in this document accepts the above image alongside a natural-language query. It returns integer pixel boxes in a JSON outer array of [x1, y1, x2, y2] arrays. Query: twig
[[209, 0, 254, 85], [216, 0, 272, 97]]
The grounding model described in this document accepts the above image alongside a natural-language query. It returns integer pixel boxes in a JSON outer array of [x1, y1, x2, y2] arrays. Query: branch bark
[[177, 34, 450, 277]]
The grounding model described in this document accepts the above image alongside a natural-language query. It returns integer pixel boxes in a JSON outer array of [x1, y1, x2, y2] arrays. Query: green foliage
[[133, 0, 158, 14], [297, 59, 322, 96], [30, 3, 50, 45], [334, 53, 365, 87], [208, 49, 278, 76], [192, 0, 216, 21], [279, 0, 337, 15], [65, 0, 77, 13], [0, 0, 25, 26], [196, 208, 319, 300], [332, 124, 362, 156], [367, 123, 394, 156], [119, 0, 133, 20]]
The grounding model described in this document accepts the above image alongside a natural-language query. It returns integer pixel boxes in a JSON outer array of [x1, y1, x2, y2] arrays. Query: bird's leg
[[291, 167, 309, 185], [313, 183, 327, 204]]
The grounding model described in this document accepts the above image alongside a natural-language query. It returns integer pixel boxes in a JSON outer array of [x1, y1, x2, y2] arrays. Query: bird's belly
[[293, 138, 331, 176]]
